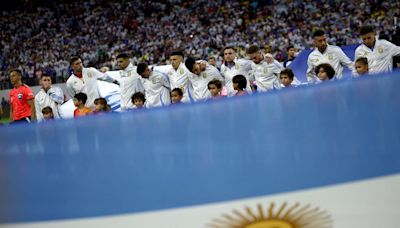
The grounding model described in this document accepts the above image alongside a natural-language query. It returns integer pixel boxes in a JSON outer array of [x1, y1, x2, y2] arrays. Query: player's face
[[9, 71, 21, 85], [361, 32, 376, 49], [233, 82, 239, 90], [287, 48, 296, 58], [71, 59, 83, 72], [355, 62, 368, 75], [170, 55, 183, 70], [249, 52, 263, 64], [171, 91, 182, 104], [192, 63, 202, 75], [317, 68, 329, 81], [224, 49, 235, 62], [280, 74, 293, 87], [134, 99, 144, 108], [314, 35, 327, 51], [41, 76, 52, 90], [141, 67, 151, 78], [208, 84, 220, 97], [117, 58, 130, 70], [208, 58, 216, 67]]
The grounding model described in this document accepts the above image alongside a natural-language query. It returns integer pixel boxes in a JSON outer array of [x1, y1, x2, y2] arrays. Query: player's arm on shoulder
[[306, 55, 315, 83], [34, 95, 42, 122]]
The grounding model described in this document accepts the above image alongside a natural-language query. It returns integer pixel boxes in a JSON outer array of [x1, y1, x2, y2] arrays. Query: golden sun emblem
[[208, 202, 332, 228]]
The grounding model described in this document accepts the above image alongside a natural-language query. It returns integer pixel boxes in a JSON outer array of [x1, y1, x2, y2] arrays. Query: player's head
[[355, 57, 369, 76], [42, 106, 54, 120], [40, 73, 52, 90], [247, 45, 264, 64], [232, 74, 247, 91], [208, 56, 217, 67], [223, 46, 236, 63], [315, 63, 335, 81], [185, 57, 202, 75], [312, 30, 327, 52], [73, 92, 87, 107], [131, 92, 146, 109], [171, 88, 183, 104], [116, 53, 130, 70], [280, 69, 294, 87], [360, 25, 376, 49], [9, 68, 22, 85], [286, 45, 296, 58], [169, 51, 184, 70], [69, 56, 83, 72], [137, 62, 150, 78], [208, 79, 222, 97]]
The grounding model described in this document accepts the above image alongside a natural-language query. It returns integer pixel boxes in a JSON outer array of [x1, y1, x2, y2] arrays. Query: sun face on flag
[[208, 202, 332, 228]]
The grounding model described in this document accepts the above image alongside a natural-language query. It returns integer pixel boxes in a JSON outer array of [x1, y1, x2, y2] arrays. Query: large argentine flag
[[1, 71, 400, 227]]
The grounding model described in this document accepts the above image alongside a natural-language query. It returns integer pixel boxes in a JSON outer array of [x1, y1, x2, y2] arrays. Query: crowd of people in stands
[[0, 0, 399, 89]]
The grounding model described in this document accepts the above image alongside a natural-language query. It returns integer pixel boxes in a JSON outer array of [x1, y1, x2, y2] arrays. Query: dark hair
[[360, 25, 374, 36], [131, 92, 146, 103], [247, 45, 260, 55], [208, 79, 222, 89], [41, 73, 51, 79], [69, 56, 81, 65], [232, 75, 247, 90], [42, 106, 53, 114], [171, 88, 183, 96], [280, 69, 294, 80], [185, 57, 196, 73], [9, 68, 22, 76], [137, 62, 148, 75], [170, 51, 184, 58], [286, 45, 295, 51], [74, 92, 87, 104], [355, 57, 368, 65], [116, 53, 129, 59], [223, 46, 235, 53], [315, 63, 335, 79], [312, 30, 325, 38], [94, 98, 111, 112]]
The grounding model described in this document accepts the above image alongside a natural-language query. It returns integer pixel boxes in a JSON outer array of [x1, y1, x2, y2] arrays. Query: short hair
[[360, 25, 375, 36], [69, 56, 81, 65], [286, 45, 295, 51], [247, 45, 260, 55], [9, 68, 22, 76], [170, 51, 184, 58], [41, 73, 51, 79], [42, 106, 53, 114], [232, 75, 247, 90], [116, 53, 129, 59], [74, 92, 87, 104], [185, 57, 196, 73], [355, 57, 368, 65], [208, 56, 216, 60], [137, 62, 148, 75], [131, 92, 146, 103], [171, 88, 183, 96], [223, 46, 235, 53], [315, 63, 335, 79], [312, 30, 325, 38], [280, 69, 294, 80], [208, 79, 222, 89]]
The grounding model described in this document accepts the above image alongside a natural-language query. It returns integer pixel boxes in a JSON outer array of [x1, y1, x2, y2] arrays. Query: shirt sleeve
[[388, 41, 400, 57], [66, 80, 76, 99], [306, 55, 316, 83], [91, 67, 115, 82], [337, 48, 355, 72], [34, 95, 43, 122], [24, 86, 34, 100]]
